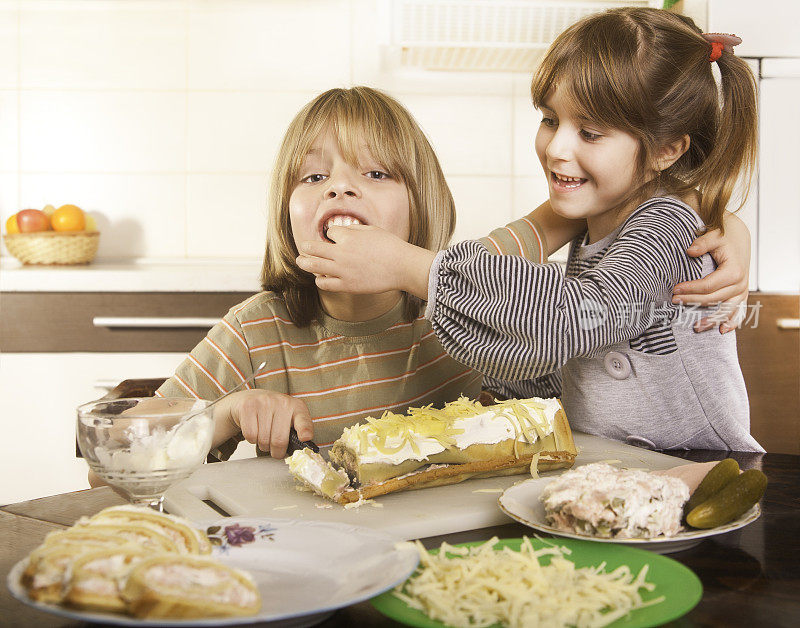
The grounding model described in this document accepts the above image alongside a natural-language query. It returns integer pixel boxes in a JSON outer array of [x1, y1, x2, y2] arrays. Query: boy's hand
[[222, 390, 313, 458], [673, 213, 751, 334], [296, 225, 435, 299]]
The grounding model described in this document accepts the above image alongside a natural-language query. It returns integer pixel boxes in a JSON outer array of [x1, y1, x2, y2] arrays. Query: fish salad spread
[[541, 463, 690, 539]]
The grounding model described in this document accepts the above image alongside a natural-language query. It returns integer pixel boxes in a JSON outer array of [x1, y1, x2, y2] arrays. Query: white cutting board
[[165, 432, 691, 540]]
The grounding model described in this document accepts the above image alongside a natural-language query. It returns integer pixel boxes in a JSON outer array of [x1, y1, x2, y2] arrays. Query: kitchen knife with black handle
[[287, 427, 319, 454]]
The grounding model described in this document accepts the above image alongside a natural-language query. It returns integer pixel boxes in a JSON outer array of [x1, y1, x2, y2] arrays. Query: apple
[[16, 209, 51, 233]]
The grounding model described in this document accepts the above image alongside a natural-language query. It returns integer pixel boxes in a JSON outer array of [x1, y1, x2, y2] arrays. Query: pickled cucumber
[[684, 458, 740, 514], [686, 468, 767, 529]]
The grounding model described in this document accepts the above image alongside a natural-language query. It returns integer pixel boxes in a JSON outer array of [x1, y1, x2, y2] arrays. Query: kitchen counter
[[0, 258, 263, 292], [2, 448, 799, 627]]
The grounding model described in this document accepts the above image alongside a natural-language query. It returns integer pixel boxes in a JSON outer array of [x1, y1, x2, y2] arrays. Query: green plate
[[370, 537, 702, 628]]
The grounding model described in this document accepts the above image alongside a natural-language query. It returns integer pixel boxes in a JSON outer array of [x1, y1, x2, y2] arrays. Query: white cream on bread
[[338, 397, 561, 466]]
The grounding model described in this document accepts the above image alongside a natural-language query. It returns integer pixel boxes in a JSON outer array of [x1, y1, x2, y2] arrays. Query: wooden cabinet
[[736, 293, 800, 454], [1, 292, 251, 352]]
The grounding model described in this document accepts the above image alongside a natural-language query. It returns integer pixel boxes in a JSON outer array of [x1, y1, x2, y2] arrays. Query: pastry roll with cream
[[85, 506, 212, 555], [122, 555, 261, 619], [72, 523, 179, 554], [64, 545, 150, 613], [23, 530, 133, 603]]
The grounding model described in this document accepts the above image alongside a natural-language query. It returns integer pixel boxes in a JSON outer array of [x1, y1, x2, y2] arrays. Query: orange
[[52, 204, 86, 232], [5, 214, 19, 234]]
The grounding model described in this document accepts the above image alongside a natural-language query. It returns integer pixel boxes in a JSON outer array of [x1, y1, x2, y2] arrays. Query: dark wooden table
[[2, 449, 799, 627]]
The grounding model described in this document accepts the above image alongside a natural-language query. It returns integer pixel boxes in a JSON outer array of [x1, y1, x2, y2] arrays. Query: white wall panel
[[20, 1, 186, 89], [758, 77, 800, 292], [0, 172, 19, 249], [187, 0, 351, 91], [20, 91, 186, 172], [402, 94, 512, 176], [0, 90, 17, 172], [0, 352, 187, 504], [447, 176, 513, 244], [186, 173, 268, 260], [187, 91, 315, 173], [0, 1, 18, 90]]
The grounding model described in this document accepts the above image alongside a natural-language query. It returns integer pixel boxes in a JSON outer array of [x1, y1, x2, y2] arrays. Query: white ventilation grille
[[391, 0, 663, 72]]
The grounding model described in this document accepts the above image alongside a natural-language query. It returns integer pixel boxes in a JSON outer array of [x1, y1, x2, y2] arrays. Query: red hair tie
[[701, 33, 742, 63]]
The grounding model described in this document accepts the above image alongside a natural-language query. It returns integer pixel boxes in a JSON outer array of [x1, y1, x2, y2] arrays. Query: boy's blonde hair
[[532, 7, 757, 232], [261, 87, 456, 326]]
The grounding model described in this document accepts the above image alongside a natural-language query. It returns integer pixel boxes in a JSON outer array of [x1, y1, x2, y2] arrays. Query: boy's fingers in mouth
[[326, 223, 370, 242], [296, 254, 338, 277], [298, 240, 335, 258]]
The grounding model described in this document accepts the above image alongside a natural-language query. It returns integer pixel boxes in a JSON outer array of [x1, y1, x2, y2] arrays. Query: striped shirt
[[156, 217, 545, 457], [427, 197, 763, 451]]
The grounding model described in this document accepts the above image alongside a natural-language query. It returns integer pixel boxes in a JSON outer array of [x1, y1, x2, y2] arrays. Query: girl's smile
[[550, 171, 588, 191]]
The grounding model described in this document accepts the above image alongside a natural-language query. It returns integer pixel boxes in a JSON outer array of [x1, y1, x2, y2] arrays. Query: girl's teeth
[[553, 173, 584, 188]]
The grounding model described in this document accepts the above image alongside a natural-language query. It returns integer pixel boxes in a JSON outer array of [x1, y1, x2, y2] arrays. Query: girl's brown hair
[[531, 7, 757, 232], [261, 87, 456, 326]]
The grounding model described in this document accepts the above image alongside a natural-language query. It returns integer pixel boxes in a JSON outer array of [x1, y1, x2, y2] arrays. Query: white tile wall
[[187, 0, 352, 91], [0, 1, 18, 89], [0, 91, 17, 172], [20, 1, 186, 90], [186, 91, 315, 172], [20, 91, 187, 172], [186, 173, 269, 259], [448, 176, 513, 244], [0, 0, 557, 263]]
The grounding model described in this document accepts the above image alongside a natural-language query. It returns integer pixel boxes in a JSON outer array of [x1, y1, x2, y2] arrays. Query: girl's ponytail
[[530, 8, 759, 233], [697, 51, 758, 232]]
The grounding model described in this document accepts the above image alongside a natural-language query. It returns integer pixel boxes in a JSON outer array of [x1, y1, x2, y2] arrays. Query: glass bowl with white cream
[[76, 397, 213, 511]]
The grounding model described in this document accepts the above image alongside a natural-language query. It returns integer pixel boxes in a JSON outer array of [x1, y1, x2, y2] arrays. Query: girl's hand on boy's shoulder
[[672, 213, 750, 334], [225, 389, 313, 458], [296, 225, 435, 299]]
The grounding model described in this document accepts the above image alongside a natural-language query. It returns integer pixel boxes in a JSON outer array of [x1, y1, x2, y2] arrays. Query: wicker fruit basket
[[3, 231, 100, 265]]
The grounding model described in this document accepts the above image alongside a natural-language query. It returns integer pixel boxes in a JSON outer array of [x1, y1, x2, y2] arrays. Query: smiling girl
[[296, 11, 764, 452]]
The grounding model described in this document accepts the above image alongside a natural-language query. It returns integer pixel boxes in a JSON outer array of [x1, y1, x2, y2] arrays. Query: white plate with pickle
[[8, 517, 420, 626], [499, 478, 761, 554]]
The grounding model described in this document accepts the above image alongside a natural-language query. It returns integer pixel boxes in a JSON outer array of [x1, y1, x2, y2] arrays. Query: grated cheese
[[529, 452, 541, 479], [343, 497, 381, 509], [394, 537, 663, 628]]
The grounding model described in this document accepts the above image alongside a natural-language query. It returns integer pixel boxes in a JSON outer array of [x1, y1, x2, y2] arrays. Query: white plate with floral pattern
[[499, 478, 761, 554], [8, 517, 420, 626]]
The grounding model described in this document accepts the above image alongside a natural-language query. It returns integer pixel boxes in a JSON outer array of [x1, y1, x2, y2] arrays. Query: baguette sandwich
[[287, 396, 577, 504]]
